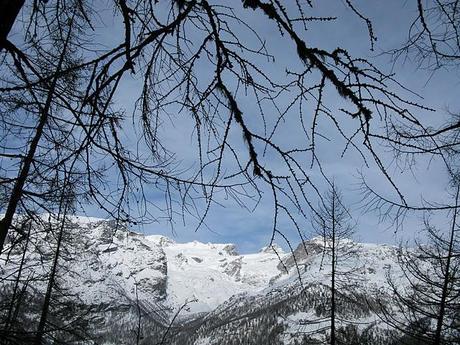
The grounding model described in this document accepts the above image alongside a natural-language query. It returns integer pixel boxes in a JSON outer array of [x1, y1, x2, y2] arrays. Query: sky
[[16, 0, 459, 253]]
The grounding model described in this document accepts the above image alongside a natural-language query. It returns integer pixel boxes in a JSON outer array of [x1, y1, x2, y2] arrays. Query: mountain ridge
[[0, 217, 409, 344]]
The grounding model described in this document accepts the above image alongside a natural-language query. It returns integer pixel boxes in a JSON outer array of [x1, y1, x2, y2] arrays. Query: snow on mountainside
[[280, 236, 403, 289], [1, 217, 168, 309], [0, 217, 289, 317], [0, 217, 403, 313], [145, 235, 287, 314], [171, 237, 406, 345], [0, 217, 408, 344]]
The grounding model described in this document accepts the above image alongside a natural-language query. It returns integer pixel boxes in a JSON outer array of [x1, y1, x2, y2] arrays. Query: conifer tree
[[312, 183, 357, 345]]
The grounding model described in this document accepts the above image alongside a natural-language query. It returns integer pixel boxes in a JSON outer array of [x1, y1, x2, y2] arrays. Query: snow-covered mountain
[[145, 234, 287, 315], [0, 217, 407, 344]]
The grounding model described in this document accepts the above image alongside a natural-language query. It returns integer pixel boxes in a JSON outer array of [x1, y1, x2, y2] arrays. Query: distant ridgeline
[[0, 217, 455, 344]]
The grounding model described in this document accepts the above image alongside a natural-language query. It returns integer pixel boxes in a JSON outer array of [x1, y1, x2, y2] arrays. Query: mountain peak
[[259, 243, 284, 254]]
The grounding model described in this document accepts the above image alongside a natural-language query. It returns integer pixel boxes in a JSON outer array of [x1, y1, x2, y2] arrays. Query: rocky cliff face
[[0, 217, 407, 344]]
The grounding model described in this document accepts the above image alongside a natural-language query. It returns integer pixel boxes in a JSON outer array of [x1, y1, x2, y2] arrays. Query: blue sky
[[73, 1, 460, 253]]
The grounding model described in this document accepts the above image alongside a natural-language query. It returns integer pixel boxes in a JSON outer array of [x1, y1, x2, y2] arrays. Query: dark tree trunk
[[0, 112, 49, 254], [331, 189, 336, 345], [34, 218, 67, 345], [0, 0, 28, 252], [0, 13, 73, 254], [3, 223, 31, 333], [0, 0, 25, 50], [434, 185, 459, 344]]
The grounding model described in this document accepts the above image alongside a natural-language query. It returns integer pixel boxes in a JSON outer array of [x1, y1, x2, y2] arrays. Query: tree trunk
[[0, 13, 73, 254], [433, 185, 459, 344], [34, 216, 67, 345], [0, 113, 49, 254], [330, 187, 336, 345], [0, 0, 25, 50], [3, 222, 31, 333]]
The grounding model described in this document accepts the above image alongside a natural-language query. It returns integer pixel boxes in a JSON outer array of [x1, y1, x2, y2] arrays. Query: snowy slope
[[171, 238, 406, 345], [1, 217, 168, 309], [1, 218, 403, 314], [145, 235, 288, 315], [280, 236, 403, 289], [1, 217, 289, 319]]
